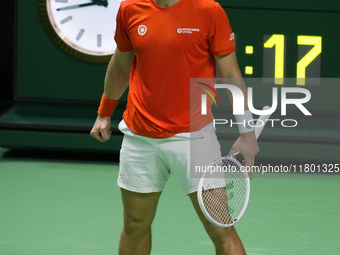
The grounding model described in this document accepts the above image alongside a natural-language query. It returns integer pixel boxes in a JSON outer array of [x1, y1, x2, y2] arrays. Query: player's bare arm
[[90, 48, 135, 143], [215, 52, 259, 173]]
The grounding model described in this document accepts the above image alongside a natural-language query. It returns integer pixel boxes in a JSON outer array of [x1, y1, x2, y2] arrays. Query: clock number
[[296, 36, 322, 86], [76, 29, 85, 41], [264, 34, 285, 85]]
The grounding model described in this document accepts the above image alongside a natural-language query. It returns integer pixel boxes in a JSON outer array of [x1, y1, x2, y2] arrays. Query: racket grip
[[255, 106, 272, 139]]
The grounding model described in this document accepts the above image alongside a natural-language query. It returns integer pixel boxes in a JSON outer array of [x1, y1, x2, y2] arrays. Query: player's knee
[[205, 224, 236, 245], [123, 211, 154, 235]]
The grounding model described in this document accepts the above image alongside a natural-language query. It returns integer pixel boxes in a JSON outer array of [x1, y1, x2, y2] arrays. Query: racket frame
[[197, 156, 250, 228], [197, 105, 272, 227]]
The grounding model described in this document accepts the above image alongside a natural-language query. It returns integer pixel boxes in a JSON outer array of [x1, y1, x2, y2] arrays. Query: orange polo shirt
[[115, 0, 235, 138]]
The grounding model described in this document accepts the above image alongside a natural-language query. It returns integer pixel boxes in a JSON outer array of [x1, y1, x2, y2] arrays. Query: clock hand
[[57, 0, 108, 11]]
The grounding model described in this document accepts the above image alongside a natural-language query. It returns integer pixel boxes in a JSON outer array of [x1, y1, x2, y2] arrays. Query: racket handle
[[255, 106, 272, 139]]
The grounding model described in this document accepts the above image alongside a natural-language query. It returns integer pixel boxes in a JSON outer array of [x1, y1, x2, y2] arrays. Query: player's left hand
[[229, 131, 259, 179]]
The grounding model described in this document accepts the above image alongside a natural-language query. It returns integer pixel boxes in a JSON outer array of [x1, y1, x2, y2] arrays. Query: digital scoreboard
[[235, 34, 322, 86], [220, 8, 339, 112], [225, 8, 339, 82], [262, 34, 321, 86]]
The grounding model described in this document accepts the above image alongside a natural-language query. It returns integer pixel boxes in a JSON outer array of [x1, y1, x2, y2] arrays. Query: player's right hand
[[90, 115, 112, 143]]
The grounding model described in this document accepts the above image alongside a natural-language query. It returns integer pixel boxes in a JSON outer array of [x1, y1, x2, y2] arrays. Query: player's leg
[[187, 126, 246, 254], [189, 192, 246, 255], [117, 120, 171, 255], [159, 123, 246, 254], [119, 189, 162, 255]]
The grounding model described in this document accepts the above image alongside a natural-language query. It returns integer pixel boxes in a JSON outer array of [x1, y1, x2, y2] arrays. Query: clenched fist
[[90, 115, 112, 142]]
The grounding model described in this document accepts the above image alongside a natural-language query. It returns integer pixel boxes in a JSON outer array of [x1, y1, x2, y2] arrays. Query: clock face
[[41, 0, 123, 62]]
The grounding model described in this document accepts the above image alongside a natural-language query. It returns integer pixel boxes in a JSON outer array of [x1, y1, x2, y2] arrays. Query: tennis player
[[90, 0, 259, 254]]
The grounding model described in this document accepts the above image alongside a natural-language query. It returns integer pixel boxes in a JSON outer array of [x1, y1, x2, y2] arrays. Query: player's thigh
[[121, 188, 162, 229]]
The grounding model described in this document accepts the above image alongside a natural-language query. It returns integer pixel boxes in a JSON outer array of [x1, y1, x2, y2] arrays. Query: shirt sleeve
[[114, 4, 134, 52], [208, 4, 235, 56]]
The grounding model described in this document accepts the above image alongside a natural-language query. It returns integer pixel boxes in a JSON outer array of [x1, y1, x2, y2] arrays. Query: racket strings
[[202, 185, 231, 224], [200, 159, 248, 225]]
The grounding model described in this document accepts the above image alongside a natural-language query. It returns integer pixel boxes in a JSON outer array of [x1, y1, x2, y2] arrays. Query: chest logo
[[177, 28, 200, 34], [138, 25, 147, 35]]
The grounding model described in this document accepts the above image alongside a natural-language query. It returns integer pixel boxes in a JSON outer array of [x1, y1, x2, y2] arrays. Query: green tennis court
[[1, 148, 339, 255]]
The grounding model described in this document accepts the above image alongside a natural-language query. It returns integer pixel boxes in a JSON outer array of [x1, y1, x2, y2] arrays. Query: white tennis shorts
[[117, 120, 221, 195]]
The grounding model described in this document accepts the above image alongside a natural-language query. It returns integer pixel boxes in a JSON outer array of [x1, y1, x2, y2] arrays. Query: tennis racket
[[197, 106, 272, 227]]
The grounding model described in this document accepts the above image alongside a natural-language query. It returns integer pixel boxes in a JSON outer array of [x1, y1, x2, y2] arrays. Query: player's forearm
[[103, 54, 131, 100], [215, 52, 249, 111], [97, 49, 135, 118], [222, 69, 249, 111]]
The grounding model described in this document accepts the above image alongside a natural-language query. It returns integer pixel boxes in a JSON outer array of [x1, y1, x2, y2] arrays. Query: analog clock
[[40, 0, 123, 63]]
